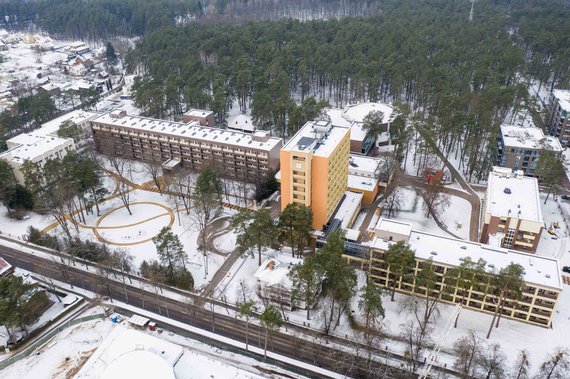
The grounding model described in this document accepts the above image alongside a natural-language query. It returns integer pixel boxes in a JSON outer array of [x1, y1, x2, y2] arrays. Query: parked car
[[562, 266, 570, 273], [561, 194, 570, 200]]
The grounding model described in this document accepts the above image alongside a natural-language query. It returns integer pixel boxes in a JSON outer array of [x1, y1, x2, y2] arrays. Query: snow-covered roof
[[348, 175, 377, 192], [374, 218, 413, 237], [368, 224, 562, 290], [227, 114, 256, 132], [282, 120, 349, 158], [184, 108, 213, 118], [333, 191, 363, 229], [0, 257, 12, 276], [254, 255, 302, 289], [485, 167, 543, 223], [128, 315, 150, 327], [409, 231, 562, 290], [501, 124, 562, 152], [343, 102, 395, 124], [62, 294, 77, 306], [349, 122, 368, 142], [101, 350, 175, 379], [0, 325, 9, 347], [552, 89, 570, 111], [40, 110, 99, 135], [77, 327, 183, 379], [0, 133, 73, 164], [93, 112, 282, 151], [324, 108, 352, 128], [349, 155, 382, 178]]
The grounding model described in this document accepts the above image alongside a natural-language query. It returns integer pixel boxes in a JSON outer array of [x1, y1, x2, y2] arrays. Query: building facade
[[91, 111, 283, 183], [480, 167, 543, 252], [280, 120, 351, 230], [344, 218, 562, 328], [548, 89, 570, 146], [497, 124, 562, 176]]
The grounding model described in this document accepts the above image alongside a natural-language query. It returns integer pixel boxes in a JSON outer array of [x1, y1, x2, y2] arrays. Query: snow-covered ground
[[438, 195, 472, 240], [1, 311, 312, 379], [388, 186, 442, 235], [1, 318, 114, 379], [0, 157, 245, 290]]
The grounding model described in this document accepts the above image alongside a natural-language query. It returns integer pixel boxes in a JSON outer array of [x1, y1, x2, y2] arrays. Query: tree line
[[123, 1, 570, 181]]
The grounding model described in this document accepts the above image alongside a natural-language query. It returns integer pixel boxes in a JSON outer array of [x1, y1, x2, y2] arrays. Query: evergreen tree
[[153, 226, 188, 285], [288, 254, 323, 320], [486, 263, 525, 339], [106, 41, 118, 65], [358, 279, 385, 338], [384, 240, 415, 301], [278, 202, 312, 257], [233, 208, 277, 266]]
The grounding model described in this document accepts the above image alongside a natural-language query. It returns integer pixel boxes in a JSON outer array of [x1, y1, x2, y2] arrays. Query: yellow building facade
[[280, 120, 350, 229]]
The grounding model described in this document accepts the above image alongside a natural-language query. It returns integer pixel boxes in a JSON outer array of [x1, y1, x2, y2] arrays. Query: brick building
[[90, 110, 282, 183]]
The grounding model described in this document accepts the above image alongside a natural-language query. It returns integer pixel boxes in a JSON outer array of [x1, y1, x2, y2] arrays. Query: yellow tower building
[[280, 120, 350, 230]]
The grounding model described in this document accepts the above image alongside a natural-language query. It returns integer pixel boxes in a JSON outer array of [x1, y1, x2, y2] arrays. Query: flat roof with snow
[[408, 231, 562, 290], [40, 110, 99, 135], [282, 120, 349, 158], [374, 217, 413, 237], [0, 134, 73, 164], [486, 168, 543, 223], [184, 108, 213, 118], [368, 221, 562, 290], [92, 113, 282, 151], [347, 175, 377, 191], [333, 191, 363, 229], [343, 102, 395, 124], [349, 155, 382, 177], [552, 89, 570, 111], [227, 113, 256, 132], [501, 124, 562, 152]]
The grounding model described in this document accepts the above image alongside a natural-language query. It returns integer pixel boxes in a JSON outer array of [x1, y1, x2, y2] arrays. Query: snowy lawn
[[0, 318, 114, 379], [389, 187, 442, 235], [438, 195, 472, 240]]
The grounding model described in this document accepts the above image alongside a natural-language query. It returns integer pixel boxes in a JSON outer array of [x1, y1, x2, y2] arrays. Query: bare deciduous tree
[[536, 348, 569, 379], [477, 343, 506, 379], [453, 331, 483, 379]]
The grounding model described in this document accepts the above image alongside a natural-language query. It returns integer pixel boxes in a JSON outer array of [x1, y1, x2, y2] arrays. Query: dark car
[[561, 195, 570, 200], [563, 266, 570, 274]]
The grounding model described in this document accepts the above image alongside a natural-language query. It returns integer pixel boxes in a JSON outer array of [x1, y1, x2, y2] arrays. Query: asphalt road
[[0, 244, 413, 379]]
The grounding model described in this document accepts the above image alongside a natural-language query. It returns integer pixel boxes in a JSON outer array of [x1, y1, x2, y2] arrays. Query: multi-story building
[[548, 89, 570, 146], [497, 124, 562, 176], [280, 120, 351, 230], [344, 218, 562, 328], [0, 110, 98, 184], [90, 110, 283, 183], [480, 167, 543, 252]]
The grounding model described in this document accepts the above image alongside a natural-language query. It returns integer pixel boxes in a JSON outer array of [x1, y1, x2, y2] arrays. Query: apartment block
[[90, 111, 283, 182], [345, 218, 562, 328], [280, 120, 351, 230], [480, 167, 543, 252], [497, 124, 562, 176], [548, 89, 570, 146]]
